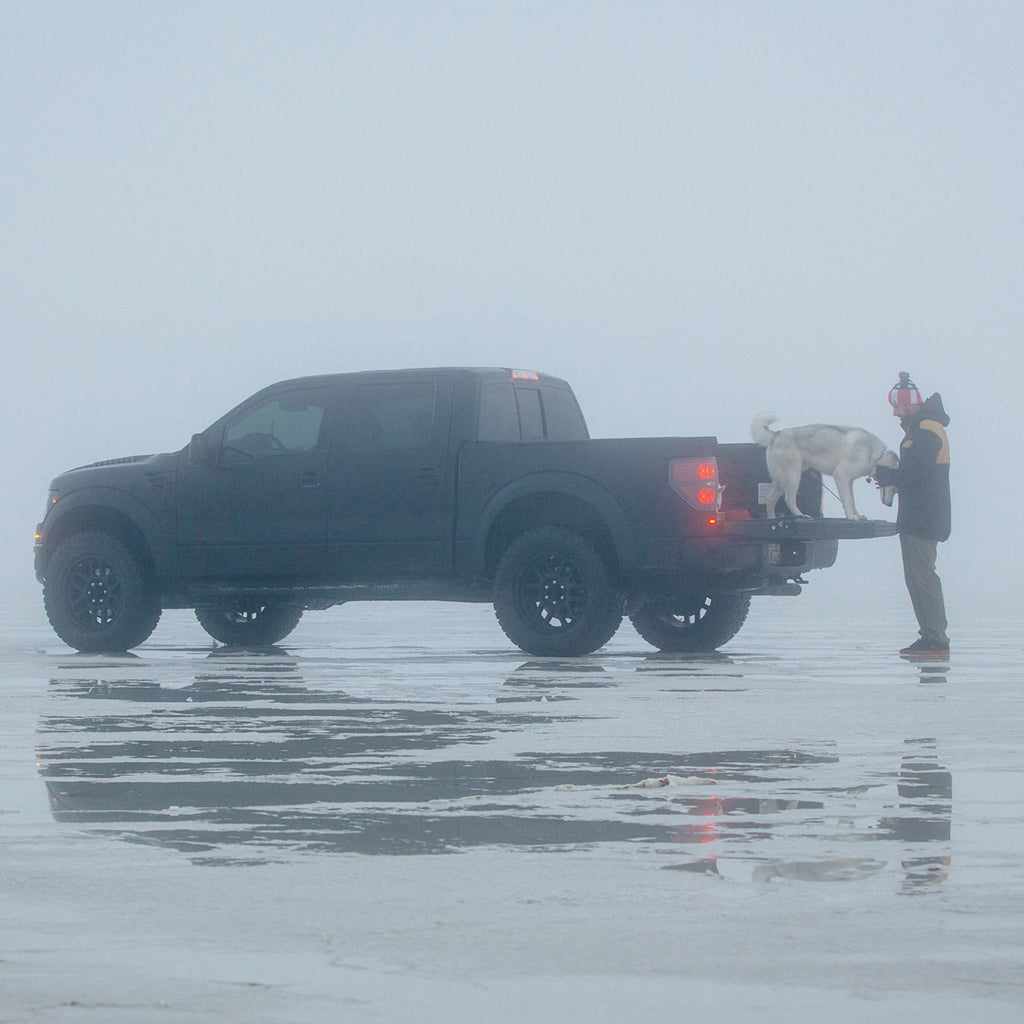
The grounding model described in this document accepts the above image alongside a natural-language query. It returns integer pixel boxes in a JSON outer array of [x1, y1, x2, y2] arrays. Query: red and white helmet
[[888, 371, 923, 415]]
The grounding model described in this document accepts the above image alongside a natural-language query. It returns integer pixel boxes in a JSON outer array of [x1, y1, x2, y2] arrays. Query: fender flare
[[472, 472, 637, 578], [41, 487, 177, 582]]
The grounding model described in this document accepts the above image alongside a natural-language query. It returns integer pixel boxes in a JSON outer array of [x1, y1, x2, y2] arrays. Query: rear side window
[[350, 381, 437, 449], [477, 381, 520, 441]]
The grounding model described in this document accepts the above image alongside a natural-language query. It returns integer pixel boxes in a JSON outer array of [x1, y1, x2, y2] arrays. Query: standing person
[[874, 372, 951, 656]]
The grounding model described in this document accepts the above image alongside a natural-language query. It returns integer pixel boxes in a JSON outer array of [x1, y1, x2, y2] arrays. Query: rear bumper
[[721, 517, 897, 588], [632, 517, 897, 598]]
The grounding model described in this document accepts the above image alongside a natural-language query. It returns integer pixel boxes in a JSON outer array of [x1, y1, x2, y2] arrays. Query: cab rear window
[[539, 386, 588, 440], [477, 382, 588, 441]]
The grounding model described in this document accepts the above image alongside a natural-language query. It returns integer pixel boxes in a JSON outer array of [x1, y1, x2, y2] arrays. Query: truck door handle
[[415, 467, 440, 482], [299, 471, 320, 488]]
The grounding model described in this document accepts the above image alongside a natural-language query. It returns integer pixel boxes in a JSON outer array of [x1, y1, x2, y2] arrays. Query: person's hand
[[873, 465, 896, 487]]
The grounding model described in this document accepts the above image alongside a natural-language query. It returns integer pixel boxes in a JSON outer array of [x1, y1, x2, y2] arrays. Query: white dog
[[751, 413, 899, 521]]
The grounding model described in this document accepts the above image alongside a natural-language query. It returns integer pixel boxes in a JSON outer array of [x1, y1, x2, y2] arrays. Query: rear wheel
[[629, 593, 751, 653], [493, 527, 622, 657], [43, 532, 161, 652], [195, 599, 303, 646]]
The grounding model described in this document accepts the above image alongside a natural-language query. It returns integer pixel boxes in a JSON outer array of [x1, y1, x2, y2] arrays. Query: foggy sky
[[4, 2, 1021, 613]]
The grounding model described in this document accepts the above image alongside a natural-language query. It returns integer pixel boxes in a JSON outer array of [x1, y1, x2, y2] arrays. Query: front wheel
[[43, 532, 161, 651], [493, 527, 622, 657], [195, 599, 303, 646], [629, 593, 751, 653]]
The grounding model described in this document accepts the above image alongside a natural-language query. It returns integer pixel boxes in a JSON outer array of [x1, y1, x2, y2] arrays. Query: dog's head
[[875, 449, 899, 507]]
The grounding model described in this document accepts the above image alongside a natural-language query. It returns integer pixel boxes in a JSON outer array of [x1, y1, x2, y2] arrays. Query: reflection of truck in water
[[38, 668, 951, 881], [34, 367, 894, 656]]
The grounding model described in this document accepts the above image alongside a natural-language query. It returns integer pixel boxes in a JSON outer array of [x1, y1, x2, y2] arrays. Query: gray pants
[[900, 533, 948, 643]]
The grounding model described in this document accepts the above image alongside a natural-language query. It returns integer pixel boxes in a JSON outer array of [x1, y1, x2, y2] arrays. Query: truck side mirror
[[189, 433, 213, 465]]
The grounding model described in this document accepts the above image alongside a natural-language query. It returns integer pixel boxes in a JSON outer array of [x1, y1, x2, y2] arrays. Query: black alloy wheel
[[43, 532, 161, 651], [629, 593, 751, 653], [194, 600, 304, 646], [493, 527, 622, 657]]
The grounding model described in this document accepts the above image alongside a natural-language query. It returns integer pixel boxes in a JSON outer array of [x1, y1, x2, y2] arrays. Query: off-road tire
[[195, 600, 304, 646], [493, 527, 622, 657], [43, 532, 161, 652], [629, 593, 751, 653]]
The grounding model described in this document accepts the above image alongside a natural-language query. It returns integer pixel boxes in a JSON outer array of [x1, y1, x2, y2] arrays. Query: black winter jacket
[[877, 394, 951, 542]]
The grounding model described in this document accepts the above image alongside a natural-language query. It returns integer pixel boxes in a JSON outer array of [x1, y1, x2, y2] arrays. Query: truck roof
[[261, 367, 574, 391]]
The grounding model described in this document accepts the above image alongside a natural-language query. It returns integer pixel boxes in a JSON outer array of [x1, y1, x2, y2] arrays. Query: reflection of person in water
[[878, 740, 952, 891], [913, 661, 951, 684]]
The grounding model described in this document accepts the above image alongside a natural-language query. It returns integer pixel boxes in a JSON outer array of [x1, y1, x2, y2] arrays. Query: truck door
[[327, 376, 454, 581], [178, 384, 336, 581]]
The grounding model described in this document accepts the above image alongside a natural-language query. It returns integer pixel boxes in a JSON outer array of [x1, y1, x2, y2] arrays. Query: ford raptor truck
[[34, 367, 896, 656]]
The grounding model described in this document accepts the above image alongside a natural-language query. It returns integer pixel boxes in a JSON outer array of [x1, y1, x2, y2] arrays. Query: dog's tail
[[750, 412, 779, 447]]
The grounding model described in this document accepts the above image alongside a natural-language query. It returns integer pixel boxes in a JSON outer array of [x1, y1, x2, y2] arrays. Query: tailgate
[[716, 442, 823, 520], [716, 442, 897, 540], [723, 517, 898, 541]]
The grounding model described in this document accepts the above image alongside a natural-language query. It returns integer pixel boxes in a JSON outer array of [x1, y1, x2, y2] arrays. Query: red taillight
[[670, 457, 723, 512]]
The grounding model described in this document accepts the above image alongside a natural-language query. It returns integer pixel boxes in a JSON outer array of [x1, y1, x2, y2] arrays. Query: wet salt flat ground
[[2, 595, 1023, 1022]]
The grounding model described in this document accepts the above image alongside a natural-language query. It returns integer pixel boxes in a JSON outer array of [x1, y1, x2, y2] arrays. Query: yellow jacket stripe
[[920, 419, 950, 465]]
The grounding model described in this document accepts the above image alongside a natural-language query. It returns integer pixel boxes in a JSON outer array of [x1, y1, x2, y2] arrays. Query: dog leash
[[822, 472, 884, 503]]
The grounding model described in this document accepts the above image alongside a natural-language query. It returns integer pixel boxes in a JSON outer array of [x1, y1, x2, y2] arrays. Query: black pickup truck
[[35, 367, 895, 656]]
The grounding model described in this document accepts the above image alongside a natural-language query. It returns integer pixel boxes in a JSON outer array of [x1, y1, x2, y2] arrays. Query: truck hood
[[52, 450, 181, 490], [74, 454, 159, 471]]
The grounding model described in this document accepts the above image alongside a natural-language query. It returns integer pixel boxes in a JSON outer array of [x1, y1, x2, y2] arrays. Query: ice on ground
[[2, 601, 1023, 1022]]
